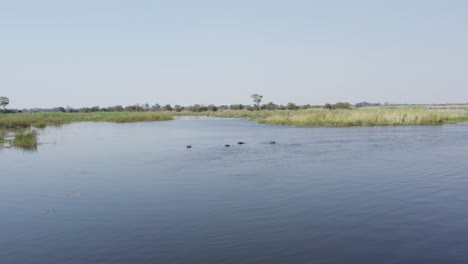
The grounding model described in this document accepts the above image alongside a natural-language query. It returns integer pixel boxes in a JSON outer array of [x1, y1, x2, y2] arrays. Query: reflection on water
[[1, 118, 468, 263]]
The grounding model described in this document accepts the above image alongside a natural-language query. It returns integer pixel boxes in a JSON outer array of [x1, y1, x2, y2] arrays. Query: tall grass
[[1, 107, 467, 129], [0, 129, 6, 144], [260, 107, 468, 126], [11, 130, 38, 150], [0, 112, 173, 129], [426, 105, 468, 110], [197, 106, 468, 126]]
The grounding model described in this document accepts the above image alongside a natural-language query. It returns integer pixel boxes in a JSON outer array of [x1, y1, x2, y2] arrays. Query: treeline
[[8, 102, 332, 113], [1, 101, 398, 114]]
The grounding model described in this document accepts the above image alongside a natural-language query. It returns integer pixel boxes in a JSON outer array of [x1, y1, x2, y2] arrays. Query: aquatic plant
[[0, 129, 6, 144], [11, 130, 38, 150]]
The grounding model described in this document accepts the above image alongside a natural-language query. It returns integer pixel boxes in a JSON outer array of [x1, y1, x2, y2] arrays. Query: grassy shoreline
[[0, 107, 467, 130], [186, 107, 468, 127], [1, 107, 467, 150], [0, 112, 173, 129]]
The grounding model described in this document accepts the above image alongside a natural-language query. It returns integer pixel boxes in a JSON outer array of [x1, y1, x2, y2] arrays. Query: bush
[[324, 102, 352, 110]]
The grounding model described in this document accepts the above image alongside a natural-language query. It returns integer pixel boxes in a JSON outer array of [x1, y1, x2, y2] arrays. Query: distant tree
[[286, 102, 299, 110], [324, 102, 352, 110], [57, 107, 66, 112], [187, 104, 207, 112], [0, 96, 10, 110], [334, 102, 351, 109], [251, 94, 263, 110], [174, 105, 183, 112], [355, 102, 382, 108], [162, 104, 173, 111], [265, 102, 278, 110], [245, 105, 255, 111], [207, 104, 218, 112], [230, 104, 244, 110], [151, 104, 161, 111], [66, 106, 77, 112]]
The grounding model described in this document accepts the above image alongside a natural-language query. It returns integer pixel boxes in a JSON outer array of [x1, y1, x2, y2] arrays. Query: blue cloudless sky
[[1, 0, 468, 108]]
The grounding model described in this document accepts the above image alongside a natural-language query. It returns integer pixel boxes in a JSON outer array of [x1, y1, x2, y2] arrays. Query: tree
[[286, 102, 298, 110], [174, 105, 183, 112], [151, 103, 161, 111], [207, 104, 218, 112], [265, 102, 278, 110], [324, 102, 352, 110], [0, 96, 9, 109], [162, 104, 173, 111], [251, 94, 263, 110], [230, 104, 244, 110]]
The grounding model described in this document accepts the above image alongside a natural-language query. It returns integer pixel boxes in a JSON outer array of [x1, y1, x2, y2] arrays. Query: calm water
[[2, 118, 468, 264]]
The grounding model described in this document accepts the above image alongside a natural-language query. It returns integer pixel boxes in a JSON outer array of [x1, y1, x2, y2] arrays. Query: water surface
[[2, 118, 468, 263]]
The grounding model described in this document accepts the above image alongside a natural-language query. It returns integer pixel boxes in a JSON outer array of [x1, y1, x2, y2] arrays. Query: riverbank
[[1, 106, 467, 130], [197, 106, 468, 127], [0, 112, 174, 129]]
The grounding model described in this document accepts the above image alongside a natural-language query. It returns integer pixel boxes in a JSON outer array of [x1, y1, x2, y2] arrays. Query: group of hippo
[[186, 141, 276, 149]]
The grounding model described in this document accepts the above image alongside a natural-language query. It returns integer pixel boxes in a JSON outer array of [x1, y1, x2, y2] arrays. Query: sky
[[1, 0, 467, 109]]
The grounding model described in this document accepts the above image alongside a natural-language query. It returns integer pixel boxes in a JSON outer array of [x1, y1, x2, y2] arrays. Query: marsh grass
[[426, 105, 468, 110], [0, 112, 173, 129], [0, 129, 6, 144], [200, 107, 468, 126], [1, 107, 467, 130], [11, 130, 38, 150], [260, 107, 468, 126]]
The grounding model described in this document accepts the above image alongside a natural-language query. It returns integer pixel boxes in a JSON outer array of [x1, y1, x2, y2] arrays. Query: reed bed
[[0, 129, 6, 144], [426, 105, 468, 110], [193, 106, 468, 126], [0, 112, 173, 129], [260, 107, 468, 126], [1, 107, 467, 130]]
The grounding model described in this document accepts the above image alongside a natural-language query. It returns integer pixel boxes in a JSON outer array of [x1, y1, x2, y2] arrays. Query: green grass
[[1, 107, 468, 130], [11, 130, 38, 150], [191, 106, 468, 127], [0, 112, 174, 129], [261, 107, 468, 126], [0, 129, 6, 144]]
